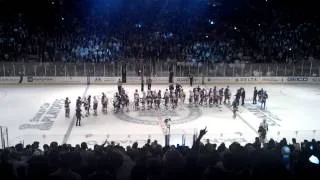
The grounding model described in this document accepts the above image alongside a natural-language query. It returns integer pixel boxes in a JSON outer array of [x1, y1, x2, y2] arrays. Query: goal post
[[0, 126, 9, 149]]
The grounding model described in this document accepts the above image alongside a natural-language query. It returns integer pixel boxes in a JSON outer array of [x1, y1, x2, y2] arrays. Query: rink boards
[[1, 76, 320, 85]]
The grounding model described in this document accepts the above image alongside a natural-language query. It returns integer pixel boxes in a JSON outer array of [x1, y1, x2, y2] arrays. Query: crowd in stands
[[0, 0, 319, 64], [1, 128, 320, 180]]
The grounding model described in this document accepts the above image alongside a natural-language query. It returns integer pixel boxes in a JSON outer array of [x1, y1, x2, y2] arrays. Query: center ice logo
[[114, 105, 202, 125], [19, 99, 65, 130]]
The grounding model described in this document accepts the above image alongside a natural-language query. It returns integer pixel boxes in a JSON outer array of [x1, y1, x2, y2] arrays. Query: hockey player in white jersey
[[134, 90, 140, 110], [189, 90, 194, 105], [180, 89, 186, 104], [93, 96, 98, 116]]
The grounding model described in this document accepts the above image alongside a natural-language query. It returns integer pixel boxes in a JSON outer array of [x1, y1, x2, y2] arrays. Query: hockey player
[[209, 88, 213, 105], [87, 95, 91, 112], [176, 83, 181, 96], [147, 77, 152, 90], [232, 99, 238, 119], [260, 119, 269, 132], [204, 88, 209, 105], [235, 89, 241, 106], [155, 92, 161, 109], [152, 90, 157, 108], [180, 89, 186, 104], [113, 93, 121, 113], [75, 106, 83, 126], [258, 124, 267, 143], [101, 93, 108, 113], [241, 88, 245, 106], [172, 93, 178, 109], [134, 90, 140, 110], [83, 98, 89, 116], [224, 86, 231, 104], [147, 91, 153, 110], [124, 93, 130, 112], [218, 88, 224, 105], [261, 91, 268, 110], [189, 90, 194, 105], [199, 89, 204, 106], [164, 89, 170, 108], [253, 87, 258, 104], [93, 96, 98, 116], [213, 87, 218, 106], [76, 96, 82, 109], [194, 89, 199, 105], [117, 78, 122, 94], [65, 97, 71, 117], [141, 91, 146, 110], [258, 88, 264, 102]]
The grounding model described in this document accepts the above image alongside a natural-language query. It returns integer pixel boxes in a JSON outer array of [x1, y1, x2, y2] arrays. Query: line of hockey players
[[64, 84, 269, 122], [132, 84, 235, 111], [64, 94, 106, 126]]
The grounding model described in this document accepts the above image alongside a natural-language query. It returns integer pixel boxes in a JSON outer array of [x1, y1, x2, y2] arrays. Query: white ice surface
[[0, 84, 319, 148]]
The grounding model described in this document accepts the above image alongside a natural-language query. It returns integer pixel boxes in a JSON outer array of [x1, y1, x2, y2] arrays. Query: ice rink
[[1, 83, 320, 148]]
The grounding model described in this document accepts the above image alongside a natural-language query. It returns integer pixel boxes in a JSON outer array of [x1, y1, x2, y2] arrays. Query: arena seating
[[0, 128, 319, 180]]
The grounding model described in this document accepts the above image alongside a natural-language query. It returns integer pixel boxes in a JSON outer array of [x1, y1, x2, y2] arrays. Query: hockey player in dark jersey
[[141, 91, 146, 110], [117, 78, 122, 94], [224, 86, 231, 104], [113, 93, 121, 113], [213, 87, 218, 105], [253, 87, 258, 104], [75, 107, 83, 126], [87, 95, 91, 112], [164, 89, 170, 108], [219, 88, 224, 105], [152, 90, 157, 108], [241, 88, 246, 106], [261, 91, 268, 110], [65, 97, 71, 117], [235, 89, 241, 106], [258, 88, 264, 102], [76, 96, 83, 111], [124, 93, 130, 112], [101, 93, 108, 113], [199, 89, 204, 106], [232, 100, 238, 119]]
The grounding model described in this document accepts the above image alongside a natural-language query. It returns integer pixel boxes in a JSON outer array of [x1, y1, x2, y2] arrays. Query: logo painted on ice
[[19, 99, 64, 130], [244, 103, 282, 127]]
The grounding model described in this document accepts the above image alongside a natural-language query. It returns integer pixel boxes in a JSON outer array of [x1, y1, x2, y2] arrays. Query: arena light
[[209, 20, 215, 25]]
